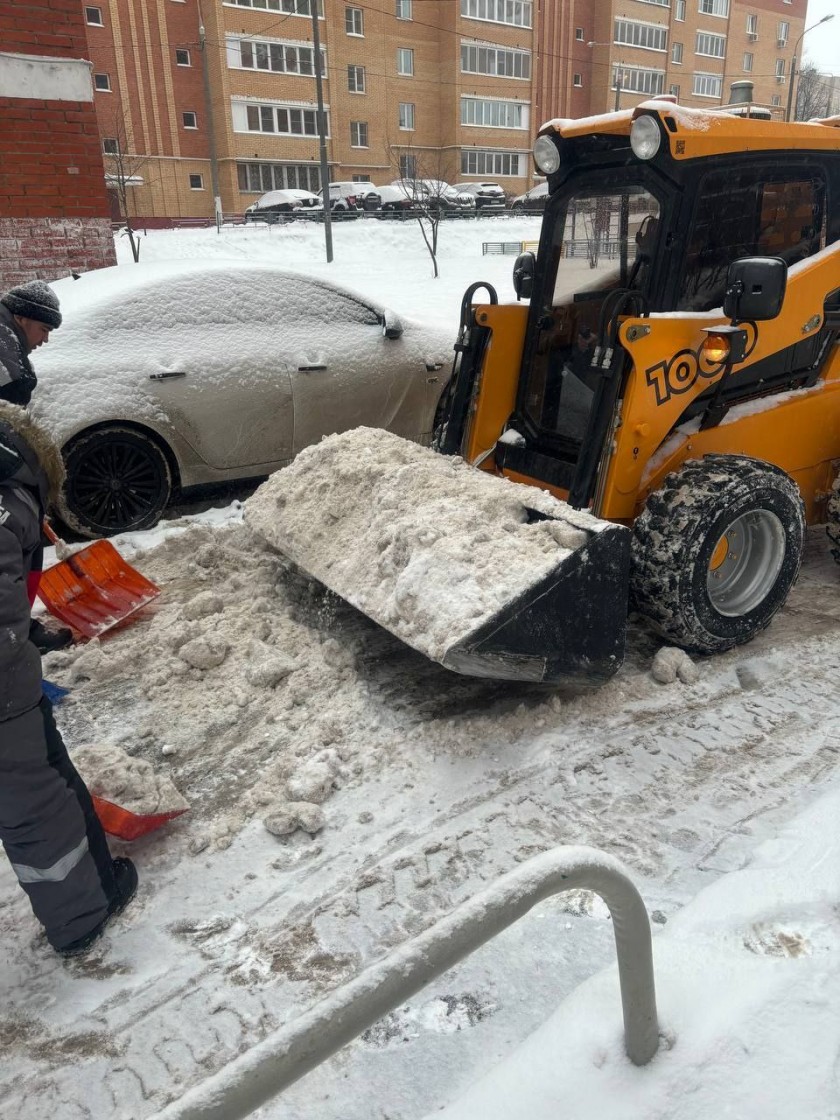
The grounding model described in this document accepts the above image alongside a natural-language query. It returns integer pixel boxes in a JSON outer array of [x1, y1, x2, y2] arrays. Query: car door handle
[[149, 371, 187, 380], [298, 364, 328, 372]]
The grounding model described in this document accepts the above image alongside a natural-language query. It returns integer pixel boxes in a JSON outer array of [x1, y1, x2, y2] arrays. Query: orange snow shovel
[[37, 523, 161, 639], [92, 795, 189, 841]]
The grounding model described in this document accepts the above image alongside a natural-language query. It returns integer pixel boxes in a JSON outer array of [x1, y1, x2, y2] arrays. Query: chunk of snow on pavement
[[264, 800, 325, 837], [73, 743, 188, 816], [651, 646, 699, 685]]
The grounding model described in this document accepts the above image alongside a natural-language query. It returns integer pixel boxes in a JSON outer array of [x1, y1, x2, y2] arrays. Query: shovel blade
[[38, 540, 160, 638], [92, 795, 188, 841]]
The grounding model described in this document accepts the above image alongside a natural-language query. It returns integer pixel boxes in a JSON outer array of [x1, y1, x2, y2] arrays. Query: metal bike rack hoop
[[152, 844, 659, 1120]]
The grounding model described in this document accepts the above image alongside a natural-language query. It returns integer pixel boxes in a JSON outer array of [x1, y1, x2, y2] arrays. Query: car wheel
[[630, 456, 804, 653], [60, 426, 174, 538]]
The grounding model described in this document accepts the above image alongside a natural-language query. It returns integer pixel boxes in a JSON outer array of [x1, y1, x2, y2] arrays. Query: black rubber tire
[[60, 426, 173, 538], [631, 455, 804, 653], [825, 473, 840, 564]]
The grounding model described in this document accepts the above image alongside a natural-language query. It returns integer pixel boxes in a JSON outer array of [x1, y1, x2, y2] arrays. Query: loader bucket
[[246, 428, 631, 687]]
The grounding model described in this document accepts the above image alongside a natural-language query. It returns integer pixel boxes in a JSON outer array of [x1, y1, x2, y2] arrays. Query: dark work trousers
[[0, 696, 116, 950]]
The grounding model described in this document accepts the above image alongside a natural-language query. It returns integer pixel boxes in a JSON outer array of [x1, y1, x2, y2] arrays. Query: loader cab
[[500, 113, 838, 508]]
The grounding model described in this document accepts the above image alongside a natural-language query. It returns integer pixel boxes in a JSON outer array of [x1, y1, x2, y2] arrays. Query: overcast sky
[[803, 0, 840, 75]]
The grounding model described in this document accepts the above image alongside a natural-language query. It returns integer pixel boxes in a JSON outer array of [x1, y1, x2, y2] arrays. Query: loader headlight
[[701, 333, 731, 365], [630, 116, 662, 160], [533, 135, 561, 175]]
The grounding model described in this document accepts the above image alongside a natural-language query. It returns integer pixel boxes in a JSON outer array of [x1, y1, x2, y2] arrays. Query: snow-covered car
[[243, 189, 320, 223], [510, 182, 549, 213], [390, 180, 475, 216], [453, 181, 507, 212], [374, 184, 417, 217], [33, 261, 452, 537]]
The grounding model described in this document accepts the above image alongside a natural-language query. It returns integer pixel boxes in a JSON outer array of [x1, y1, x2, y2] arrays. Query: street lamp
[[786, 13, 834, 122], [588, 41, 625, 112]]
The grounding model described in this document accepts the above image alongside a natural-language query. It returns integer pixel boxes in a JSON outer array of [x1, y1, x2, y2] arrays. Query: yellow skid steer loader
[[262, 100, 840, 686]]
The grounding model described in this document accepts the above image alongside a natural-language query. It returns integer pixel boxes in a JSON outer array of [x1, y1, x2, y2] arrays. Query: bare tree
[[102, 101, 153, 263], [387, 141, 460, 279], [794, 64, 832, 122]]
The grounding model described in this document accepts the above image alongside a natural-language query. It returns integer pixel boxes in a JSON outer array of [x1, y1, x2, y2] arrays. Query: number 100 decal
[[644, 323, 757, 406]]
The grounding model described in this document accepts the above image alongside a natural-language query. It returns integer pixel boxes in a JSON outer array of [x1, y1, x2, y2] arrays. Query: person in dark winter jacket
[[0, 401, 138, 956], [0, 281, 62, 407]]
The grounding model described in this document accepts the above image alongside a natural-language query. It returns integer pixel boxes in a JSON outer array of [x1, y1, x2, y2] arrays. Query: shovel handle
[[42, 521, 60, 546]]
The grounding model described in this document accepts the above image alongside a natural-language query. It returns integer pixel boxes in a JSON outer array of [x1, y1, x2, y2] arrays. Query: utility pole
[[198, 4, 222, 232], [614, 64, 623, 112], [311, 1, 332, 262], [786, 13, 835, 122]]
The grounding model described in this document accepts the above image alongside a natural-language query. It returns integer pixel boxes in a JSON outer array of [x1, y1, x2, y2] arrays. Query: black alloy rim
[[69, 437, 166, 530]]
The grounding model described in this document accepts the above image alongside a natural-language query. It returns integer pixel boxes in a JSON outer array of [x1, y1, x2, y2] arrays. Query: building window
[[399, 153, 417, 179], [671, 42, 683, 63], [575, 27, 584, 40], [461, 95, 528, 128], [189, 174, 204, 189], [396, 0, 412, 18], [771, 94, 782, 106], [746, 13, 758, 37], [352, 174, 371, 182], [183, 111, 198, 128], [460, 0, 532, 29], [350, 120, 368, 147], [675, 0, 685, 20], [777, 21, 789, 46], [614, 19, 668, 52], [345, 6, 363, 35], [85, 6, 103, 25], [461, 149, 523, 177], [397, 48, 414, 75], [238, 161, 321, 192], [669, 82, 680, 97], [743, 52, 753, 72], [226, 0, 323, 12], [693, 71, 722, 97], [460, 43, 531, 79], [775, 58, 786, 80], [102, 137, 119, 155], [399, 102, 415, 129], [614, 65, 665, 95], [697, 0, 728, 15], [573, 73, 582, 87], [696, 31, 725, 57], [94, 73, 111, 91], [236, 102, 325, 137], [348, 64, 365, 92], [175, 48, 191, 66], [232, 39, 326, 76]]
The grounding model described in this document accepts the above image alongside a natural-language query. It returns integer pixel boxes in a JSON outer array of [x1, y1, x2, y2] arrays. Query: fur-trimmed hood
[[0, 401, 65, 507]]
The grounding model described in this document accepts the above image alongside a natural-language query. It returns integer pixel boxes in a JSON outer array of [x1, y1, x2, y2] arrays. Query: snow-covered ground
[[3, 220, 840, 1119]]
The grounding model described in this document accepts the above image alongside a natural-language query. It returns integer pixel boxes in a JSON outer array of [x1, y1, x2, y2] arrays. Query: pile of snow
[[73, 743, 188, 816], [246, 428, 607, 662], [651, 646, 699, 685]]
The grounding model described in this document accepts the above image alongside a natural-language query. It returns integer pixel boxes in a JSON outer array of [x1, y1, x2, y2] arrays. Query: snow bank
[[246, 428, 607, 662], [431, 783, 840, 1120]]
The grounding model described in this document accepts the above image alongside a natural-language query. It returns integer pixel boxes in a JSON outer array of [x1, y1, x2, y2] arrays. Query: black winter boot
[[29, 617, 74, 653], [57, 858, 138, 958]]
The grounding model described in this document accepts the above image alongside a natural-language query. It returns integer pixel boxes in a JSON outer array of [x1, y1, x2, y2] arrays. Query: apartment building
[[82, 0, 809, 224]]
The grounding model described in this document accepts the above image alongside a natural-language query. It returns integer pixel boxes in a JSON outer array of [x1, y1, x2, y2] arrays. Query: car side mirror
[[512, 252, 535, 301], [382, 309, 404, 339], [723, 256, 787, 322]]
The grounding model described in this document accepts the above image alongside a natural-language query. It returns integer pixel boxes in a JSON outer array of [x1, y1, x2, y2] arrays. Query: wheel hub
[[707, 510, 785, 617]]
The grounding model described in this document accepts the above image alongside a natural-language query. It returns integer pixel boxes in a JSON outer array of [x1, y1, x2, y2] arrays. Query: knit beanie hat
[[1, 280, 62, 329]]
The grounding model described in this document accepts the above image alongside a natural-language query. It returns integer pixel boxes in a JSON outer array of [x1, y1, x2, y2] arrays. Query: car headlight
[[533, 135, 560, 175], [630, 116, 662, 160]]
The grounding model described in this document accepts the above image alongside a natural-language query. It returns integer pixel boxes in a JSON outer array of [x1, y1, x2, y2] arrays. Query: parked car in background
[[390, 180, 475, 216], [453, 182, 506, 212], [33, 262, 452, 537], [244, 189, 319, 223], [510, 182, 549, 213], [375, 184, 416, 218], [318, 182, 381, 217]]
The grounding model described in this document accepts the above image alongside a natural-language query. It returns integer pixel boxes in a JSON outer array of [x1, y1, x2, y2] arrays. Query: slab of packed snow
[[246, 428, 607, 662], [432, 782, 840, 1120]]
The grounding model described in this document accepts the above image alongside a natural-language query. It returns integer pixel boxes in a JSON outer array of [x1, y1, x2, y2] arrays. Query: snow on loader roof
[[246, 429, 631, 685]]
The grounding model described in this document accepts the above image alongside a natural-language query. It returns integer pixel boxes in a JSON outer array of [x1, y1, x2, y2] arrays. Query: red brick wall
[[0, 0, 116, 286]]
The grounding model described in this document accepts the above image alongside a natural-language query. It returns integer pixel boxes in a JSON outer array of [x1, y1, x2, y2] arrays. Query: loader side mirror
[[723, 257, 787, 322], [512, 252, 535, 301]]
